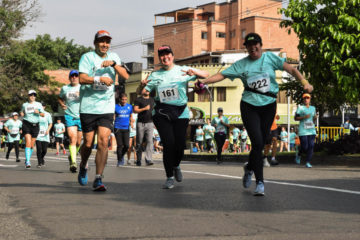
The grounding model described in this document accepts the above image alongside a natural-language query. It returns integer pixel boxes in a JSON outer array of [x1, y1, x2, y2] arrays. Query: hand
[[304, 83, 313, 93], [45, 130, 49, 136], [182, 69, 196, 76], [34, 109, 39, 114], [101, 60, 115, 68], [101, 77, 113, 86], [61, 105, 67, 110], [144, 105, 150, 111], [304, 114, 311, 119], [140, 74, 151, 87]]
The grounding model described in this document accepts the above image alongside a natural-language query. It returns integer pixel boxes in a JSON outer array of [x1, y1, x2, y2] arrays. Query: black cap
[[243, 33, 262, 46], [217, 107, 223, 112], [158, 45, 173, 55]]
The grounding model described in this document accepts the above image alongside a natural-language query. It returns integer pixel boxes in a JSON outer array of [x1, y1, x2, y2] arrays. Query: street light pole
[[206, 86, 213, 120]]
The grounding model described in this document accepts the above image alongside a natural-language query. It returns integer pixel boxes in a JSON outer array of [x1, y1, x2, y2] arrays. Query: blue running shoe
[[93, 177, 107, 191], [254, 181, 265, 196], [117, 157, 125, 167], [242, 162, 253, 188], [78, 167, 88, 186], [305, 162, 312, 168], [295, 156, 301, 165], [173, 167, 183, 182]]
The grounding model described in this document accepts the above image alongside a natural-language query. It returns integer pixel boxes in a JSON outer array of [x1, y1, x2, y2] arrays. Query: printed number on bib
[[304, 121, 314, 129], [26, 106, 35, 114], [10, 128, 19, 134], [38, 129, 46, 137], [158, 85, 179, 103], [93, 81, 109, 91], [66, 92, 79, 101], [247, 73, 270, 93]]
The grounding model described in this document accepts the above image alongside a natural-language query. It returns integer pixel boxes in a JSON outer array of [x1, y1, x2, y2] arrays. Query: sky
[[22, 0, 219, 67]]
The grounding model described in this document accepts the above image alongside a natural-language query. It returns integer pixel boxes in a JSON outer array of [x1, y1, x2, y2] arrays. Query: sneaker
[[77, 167, 88, 186], [69, 164, 77, 173], [162, 178, 175, 189], [173, 167, 183, 182], [56, 152, 59, 156], [305, 162, 312, 168], [146, 161, 154, 166], [295, 156, 301, 165], [135, 160, 141, 166], [36, 165, 42, 168], [63, 149, 66, 155], [127, 160, 131, 165], [16, 158, 20, 162], [242, 163, 253, 189], [263, 157, 270, 167], [93, 177, 107, 191], [254, 181, 265, 196], [270, 159, 279, 166], [5, 155, 9, 160], [216, 158, 222, 165], [117, 159, 124, 167], [25, 164, 31, 169]]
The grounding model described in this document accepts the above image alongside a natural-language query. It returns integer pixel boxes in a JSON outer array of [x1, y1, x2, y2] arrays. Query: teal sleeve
[[59, 86, 65, 99], [221, 61, 242, 81], [20, 121, 23, 128], [268, 52, 285, 70], [145, 73, 156, 92], [48, 114, 53, 124], [4, 120, 9, 128], [79, 54, 91, 74], [38, 103, 45, 113]]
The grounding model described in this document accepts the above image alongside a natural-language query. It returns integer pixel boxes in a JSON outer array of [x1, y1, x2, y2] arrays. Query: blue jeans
[[299, 135, 316, 163]]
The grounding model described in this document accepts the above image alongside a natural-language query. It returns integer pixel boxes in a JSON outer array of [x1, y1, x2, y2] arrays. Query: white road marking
[[0, 164, 18, 168], [0, 157, 359, 195]]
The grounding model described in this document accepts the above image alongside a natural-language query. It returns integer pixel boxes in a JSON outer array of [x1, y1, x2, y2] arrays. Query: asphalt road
[[0, 150, 359, 240]]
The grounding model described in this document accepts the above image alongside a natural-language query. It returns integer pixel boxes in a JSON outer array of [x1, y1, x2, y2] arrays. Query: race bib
[[158, 84, 179, 103], [10, 128, 19, 134], [66, 91, 79, 101], [93, 81, 109, 91], [217, 125, 226, 133], [38, 129, 46, 137], [247, 73, 270, 93], [26, 106, 35, 114], [304, 121, 314, 129], [56, 128, 62, 133]]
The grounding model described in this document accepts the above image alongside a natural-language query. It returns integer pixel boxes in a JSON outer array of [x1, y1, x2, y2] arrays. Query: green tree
[[280, 0, 360, 112]]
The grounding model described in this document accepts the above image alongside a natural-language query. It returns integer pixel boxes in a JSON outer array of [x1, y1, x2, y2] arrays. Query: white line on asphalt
[[1, 157, 359, 196], [0, 164, 18, 168]]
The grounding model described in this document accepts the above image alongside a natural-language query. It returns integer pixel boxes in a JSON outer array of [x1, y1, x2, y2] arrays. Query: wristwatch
[[111, 61, 116, 67]]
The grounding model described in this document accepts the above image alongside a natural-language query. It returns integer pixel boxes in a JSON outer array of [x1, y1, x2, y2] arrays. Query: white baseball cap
[[12, 112, 18, 116], [28, 90, 37, 95]]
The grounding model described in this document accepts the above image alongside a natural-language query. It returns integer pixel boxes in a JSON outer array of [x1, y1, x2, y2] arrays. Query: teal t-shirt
[[203, 124, 214, 139], [145, 65, 197, 119], [280, 131, 288, 142], [4, 119, 22, 142], [37, 112, 53, 142], [289, 132, 296, 144], [129, 113, 137, 138], [212, 116, 229, 134], [78, 51, 121, 114], [221, 52, 285, 106], [54, 123, 65, 138], [21, 101, 44, 123], [59, 84, 81, 118], [296, 105, 316, 136], [232, 127, 241, 140], [240, 129, 248, 140], [195, 128, 204, 141]]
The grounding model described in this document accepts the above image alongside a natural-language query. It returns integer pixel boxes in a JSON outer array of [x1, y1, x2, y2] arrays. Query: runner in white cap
[[4, 112, 22, 162]]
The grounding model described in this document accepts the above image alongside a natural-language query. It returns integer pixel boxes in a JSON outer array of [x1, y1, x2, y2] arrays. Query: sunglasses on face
[[28, 94, 36, 97], [303, 97, 310, 99], [70, 74, 79, 77]]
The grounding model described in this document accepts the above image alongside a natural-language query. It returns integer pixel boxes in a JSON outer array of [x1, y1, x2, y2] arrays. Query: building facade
[[153, 0, 299, 65]]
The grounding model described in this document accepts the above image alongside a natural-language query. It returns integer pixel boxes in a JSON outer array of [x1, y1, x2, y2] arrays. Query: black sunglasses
[[28, 93, 36, 97], [70, 74, 79, 77]]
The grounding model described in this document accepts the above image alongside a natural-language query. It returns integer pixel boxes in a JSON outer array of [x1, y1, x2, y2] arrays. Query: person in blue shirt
[[295, 93, 317, 168], [139, 45, 209, 189], [114, 93, 133, 166], [199, 33, 313, 196]]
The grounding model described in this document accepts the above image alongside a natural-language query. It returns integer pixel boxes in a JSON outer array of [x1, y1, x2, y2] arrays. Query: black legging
[[36, 141, 49, 165], [153, 114, 188, 178], [114, 129, 130, 161], [241, 101, 276, 183], [6, 141, 20, 159], [214, 133, 226, 161]]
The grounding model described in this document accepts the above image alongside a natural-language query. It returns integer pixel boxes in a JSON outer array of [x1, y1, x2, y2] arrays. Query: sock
[[76, 145, 81, 153], [25, 147, 31, 163], [95, 174, 102, 179], [271, 157, 275, 161], [69, 145, 77, 164]]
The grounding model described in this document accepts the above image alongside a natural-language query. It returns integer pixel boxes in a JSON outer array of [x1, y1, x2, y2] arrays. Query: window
[[201, 31, 208, 39], [188, 89, 194, 102], [241, 29, 246, 39], [230, 30, 236, 38], [130, 92, 137, 104], [217, 87, 226, 102], [216, 32, 226, 38], [198, 87, 213, 102]]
